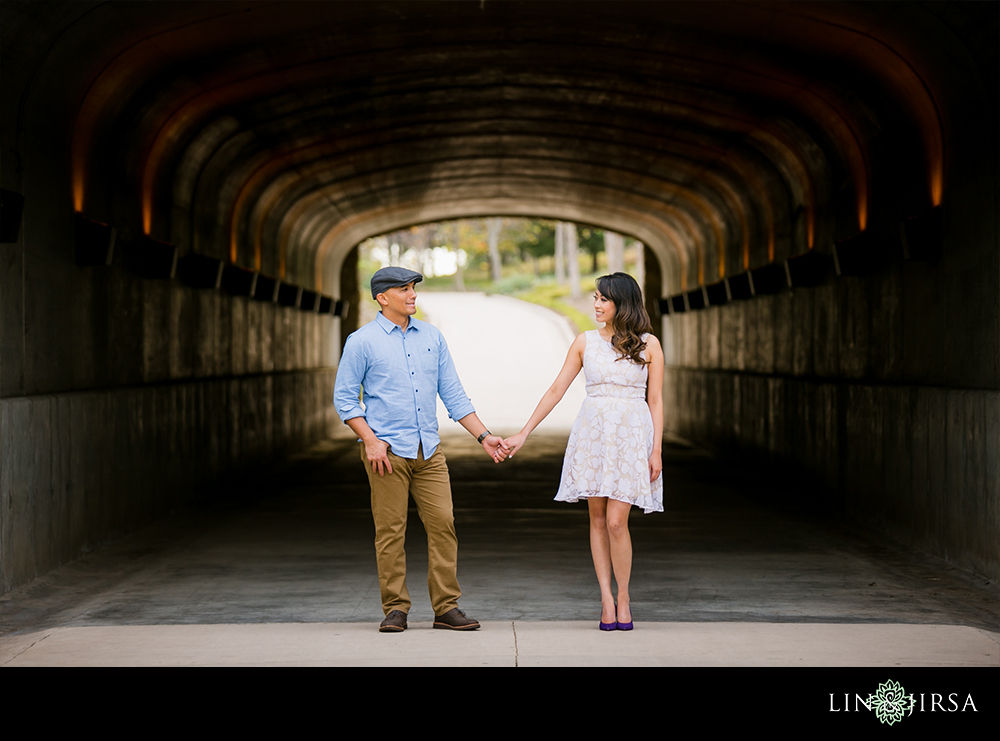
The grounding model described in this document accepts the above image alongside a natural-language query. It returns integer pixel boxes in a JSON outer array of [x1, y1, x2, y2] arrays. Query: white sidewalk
[[3, 621, 997, 667]]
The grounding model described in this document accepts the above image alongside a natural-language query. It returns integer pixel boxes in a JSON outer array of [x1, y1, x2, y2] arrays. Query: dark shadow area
[[2, 435, 995, 636]]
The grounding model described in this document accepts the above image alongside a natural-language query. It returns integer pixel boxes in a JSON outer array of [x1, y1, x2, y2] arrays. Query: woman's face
[[594, 289, 616, 325]]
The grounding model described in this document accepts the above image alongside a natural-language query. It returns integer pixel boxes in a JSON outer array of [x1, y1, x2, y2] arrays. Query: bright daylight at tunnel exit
[[1, 1, 997, 677]]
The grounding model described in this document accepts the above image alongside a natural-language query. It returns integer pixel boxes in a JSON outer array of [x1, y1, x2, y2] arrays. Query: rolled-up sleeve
[[334, 334, 367, 423], [436, 334, 475, 422]]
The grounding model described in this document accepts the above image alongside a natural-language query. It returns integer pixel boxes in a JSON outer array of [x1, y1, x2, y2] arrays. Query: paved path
[[416, 291, 586, 432], [2, 433, 996, 667]]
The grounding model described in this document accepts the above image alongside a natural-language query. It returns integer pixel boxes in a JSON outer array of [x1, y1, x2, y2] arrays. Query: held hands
[[365, 434, 507, 473], [482, 435, 510, 463], [503, 432, 528, 458]]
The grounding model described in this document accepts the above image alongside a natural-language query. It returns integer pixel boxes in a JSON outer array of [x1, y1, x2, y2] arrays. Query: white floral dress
[[554, 330, 663, 513]]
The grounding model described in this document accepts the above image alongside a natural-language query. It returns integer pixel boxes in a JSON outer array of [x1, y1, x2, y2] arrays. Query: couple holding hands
[[333, 267, 663, 633]]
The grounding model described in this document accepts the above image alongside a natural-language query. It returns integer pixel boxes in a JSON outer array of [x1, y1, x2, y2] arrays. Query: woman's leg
[[588, 497, 616, 623], [606, 499, 633, 623]]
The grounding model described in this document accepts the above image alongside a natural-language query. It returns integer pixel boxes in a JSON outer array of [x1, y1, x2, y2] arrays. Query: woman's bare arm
[[505, 333, 586, 457], [645, 334, 664, 482]]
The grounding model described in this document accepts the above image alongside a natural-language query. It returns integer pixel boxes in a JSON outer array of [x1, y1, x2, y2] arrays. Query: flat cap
[[370, 266, 423, 299]]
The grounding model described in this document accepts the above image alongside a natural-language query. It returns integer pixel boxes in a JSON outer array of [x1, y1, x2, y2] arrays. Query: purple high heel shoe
[[599, 604, 617, 631], [616, 606, 633, 631]]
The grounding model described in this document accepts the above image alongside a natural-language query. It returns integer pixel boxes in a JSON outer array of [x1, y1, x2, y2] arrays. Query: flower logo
[[868, 680, 914, 725]]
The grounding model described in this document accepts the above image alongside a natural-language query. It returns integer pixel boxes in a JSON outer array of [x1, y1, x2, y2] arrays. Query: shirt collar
[[376, 311, 422, 334]]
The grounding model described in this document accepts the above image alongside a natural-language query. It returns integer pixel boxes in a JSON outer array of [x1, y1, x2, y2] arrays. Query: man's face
[[377, 282, 417, 319]]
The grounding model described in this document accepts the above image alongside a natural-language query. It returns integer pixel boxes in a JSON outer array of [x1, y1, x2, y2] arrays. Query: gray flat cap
[[370, 266, 423, 299]]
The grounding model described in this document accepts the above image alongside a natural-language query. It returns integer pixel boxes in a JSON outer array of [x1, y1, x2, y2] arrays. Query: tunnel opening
[[348, 216, 657, 434], [352, 218, 653, 330]]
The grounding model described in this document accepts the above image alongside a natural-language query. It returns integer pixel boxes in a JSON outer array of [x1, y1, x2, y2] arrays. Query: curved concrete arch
[[230, 139, 763, 281], [763, 1, 946, 207], [187, 128, 261, 259], [178, 93, 839, 276], [178, 101, 796, 251], [170, 115, 242, 253], [273, 161, 731, 282], [71, 15, 910, 273], [201, 91, 825, 291], [277, 169, 707, 292], [60, 1, 946, 259]]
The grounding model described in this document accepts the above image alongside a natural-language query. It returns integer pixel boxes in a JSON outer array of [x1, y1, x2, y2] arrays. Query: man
[[334, 266, 508, 633]]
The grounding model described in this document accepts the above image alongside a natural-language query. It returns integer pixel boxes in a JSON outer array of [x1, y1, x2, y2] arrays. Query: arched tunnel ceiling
[[14, 0, 979, 296]]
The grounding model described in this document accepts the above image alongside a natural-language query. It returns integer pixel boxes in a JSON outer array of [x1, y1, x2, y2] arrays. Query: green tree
[[514, 220, 555, 275], [576, 224, 605, 274]]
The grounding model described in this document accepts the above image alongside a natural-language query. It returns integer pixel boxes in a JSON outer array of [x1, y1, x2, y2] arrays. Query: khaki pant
[[361, 443, 461, 616]]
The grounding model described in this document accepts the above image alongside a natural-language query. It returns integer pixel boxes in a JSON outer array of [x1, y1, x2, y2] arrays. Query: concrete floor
[[1, 432, 997, 667], [1, 292, 997, 666]]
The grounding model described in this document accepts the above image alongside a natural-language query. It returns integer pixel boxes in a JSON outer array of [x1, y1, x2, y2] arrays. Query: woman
[[505, 272, 664, 631]]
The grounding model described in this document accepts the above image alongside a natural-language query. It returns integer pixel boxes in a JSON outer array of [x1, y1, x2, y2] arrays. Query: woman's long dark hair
[[596, 272, 652, 365]]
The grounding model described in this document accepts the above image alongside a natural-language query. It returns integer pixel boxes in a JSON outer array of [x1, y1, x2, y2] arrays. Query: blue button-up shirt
[[334, 312, 476, 459]]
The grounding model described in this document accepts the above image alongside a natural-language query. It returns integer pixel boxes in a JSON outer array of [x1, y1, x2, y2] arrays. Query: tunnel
[[1, 0, 997, 601]]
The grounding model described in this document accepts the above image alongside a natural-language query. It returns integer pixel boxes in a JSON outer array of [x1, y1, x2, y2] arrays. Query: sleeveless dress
[[554, 330, 663, 513]]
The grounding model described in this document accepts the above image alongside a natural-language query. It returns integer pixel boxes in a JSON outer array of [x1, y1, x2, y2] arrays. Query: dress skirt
[[554, 331, 663, 514]]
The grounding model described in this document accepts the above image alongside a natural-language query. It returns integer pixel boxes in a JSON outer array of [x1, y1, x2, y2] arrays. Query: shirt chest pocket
[[418, 344, 438, 374]]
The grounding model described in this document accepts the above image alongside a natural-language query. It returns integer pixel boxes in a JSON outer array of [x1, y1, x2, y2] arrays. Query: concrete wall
[[0, 240, 341, 593], [1, 367, 337, 593], [663, 260, 1000, 580]]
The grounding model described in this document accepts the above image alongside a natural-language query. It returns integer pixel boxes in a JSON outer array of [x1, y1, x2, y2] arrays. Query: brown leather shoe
[[433, 607, 480, 630], [379, 610, 407, 633]]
